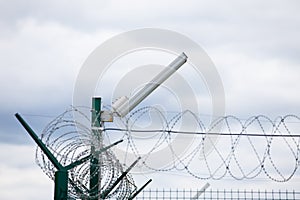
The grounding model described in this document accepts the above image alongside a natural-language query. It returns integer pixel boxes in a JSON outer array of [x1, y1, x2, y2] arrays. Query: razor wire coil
[[34, 106, 300, 199], [102, 106, 300, 183], [35, 107, 137, 199]]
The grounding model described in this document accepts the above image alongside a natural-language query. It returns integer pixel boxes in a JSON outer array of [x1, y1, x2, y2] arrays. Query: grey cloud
[[1, 0, 300, 64], [0, 0, 300, 197]]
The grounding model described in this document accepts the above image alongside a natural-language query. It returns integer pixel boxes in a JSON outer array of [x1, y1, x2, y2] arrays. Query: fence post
[[90, 97, 101, 199]]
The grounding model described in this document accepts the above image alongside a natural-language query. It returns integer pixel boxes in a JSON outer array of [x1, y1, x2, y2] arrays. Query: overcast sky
[[0, 0, 300, 199]]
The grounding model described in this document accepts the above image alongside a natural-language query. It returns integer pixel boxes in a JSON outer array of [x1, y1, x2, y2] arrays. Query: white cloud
[[0, 143, 52, 200], [0, 17, 119, 112], [210, 50, 300, 117]]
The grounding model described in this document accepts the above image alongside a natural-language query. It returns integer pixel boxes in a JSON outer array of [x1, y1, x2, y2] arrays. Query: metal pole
[[15, 113, 63, 170], [128, 179, 152, 200], [100, 157, 141, 199], [15, 113, 68, 200], [90, 97, 101, 199], [54, 170, 68, 200], [65, 140, 123, 171], [16, 110, 123, 200]]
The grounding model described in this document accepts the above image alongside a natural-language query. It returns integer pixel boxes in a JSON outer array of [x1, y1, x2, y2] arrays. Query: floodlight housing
[[112, 52, 187, 117]]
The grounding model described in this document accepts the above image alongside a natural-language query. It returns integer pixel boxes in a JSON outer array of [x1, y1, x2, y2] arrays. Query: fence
[[135, 189, 300, 200]]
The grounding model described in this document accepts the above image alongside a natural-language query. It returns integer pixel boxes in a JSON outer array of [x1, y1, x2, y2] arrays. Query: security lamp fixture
[[111, 52, 188, 118]]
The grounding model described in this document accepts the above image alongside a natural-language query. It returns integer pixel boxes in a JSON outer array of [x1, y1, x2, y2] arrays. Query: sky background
[[0, 0, 300, 199]]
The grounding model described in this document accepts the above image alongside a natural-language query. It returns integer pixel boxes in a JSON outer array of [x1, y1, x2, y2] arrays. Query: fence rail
[[135, 189, 300, 200]]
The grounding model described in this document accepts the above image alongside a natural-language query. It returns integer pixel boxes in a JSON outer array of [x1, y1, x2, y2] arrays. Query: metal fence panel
[[135, 189, 300, 200]]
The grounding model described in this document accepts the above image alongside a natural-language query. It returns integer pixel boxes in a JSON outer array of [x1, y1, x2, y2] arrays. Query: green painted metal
[[94, 139, 123, 156], [65, 154, 92, 171], [15, 113, 64, 170], [92, 97, 101, 128], [90, 97, 102, 199], [54, 170, 68, 200], [128, 179, 152, 200], [100, 157, 141, 199], [16, 112, 123, 200], [68, 178, 87, 198], [89, 147, 99, 199], [15, 113, 68, 200], [64, 139, 122, 171]]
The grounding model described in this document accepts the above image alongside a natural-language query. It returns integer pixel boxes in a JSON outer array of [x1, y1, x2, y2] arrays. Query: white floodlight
[[112, 52, 188, 117]]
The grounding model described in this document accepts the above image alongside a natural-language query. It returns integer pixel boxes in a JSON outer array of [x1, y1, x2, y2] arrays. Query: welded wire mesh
[[135, 189, 300, 200]]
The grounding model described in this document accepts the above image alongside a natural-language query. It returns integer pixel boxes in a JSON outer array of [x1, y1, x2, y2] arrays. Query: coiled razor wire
[[102, 106, 300, 182], [36, 107, 137, 199], [36, 106, 300, 199]]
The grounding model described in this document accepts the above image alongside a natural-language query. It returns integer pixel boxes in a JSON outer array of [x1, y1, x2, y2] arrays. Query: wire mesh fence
[[135, 189, 300, 200]]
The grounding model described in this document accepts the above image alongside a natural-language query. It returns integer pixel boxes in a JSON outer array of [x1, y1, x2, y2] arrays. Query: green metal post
[[100, 157, 141, 199], [90, 97, 101, 199], [54, 170, 68, 200], [15, 113, 68, 200], [16, 110, 123, 200], [92, 97, 101, 127], [128, 179, 152, 200], [15, 113, 63, 170]]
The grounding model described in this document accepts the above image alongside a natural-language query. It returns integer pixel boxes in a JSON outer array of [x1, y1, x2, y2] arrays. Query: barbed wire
[[103, 128, 300, 137], [102, 106, 300, 182], [36, 106, 300, 199], [36, 107, 137, 199]]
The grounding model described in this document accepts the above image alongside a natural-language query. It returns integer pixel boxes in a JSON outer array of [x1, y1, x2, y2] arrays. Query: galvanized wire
[[102, 106, 300, 182], [35, 107, 136, 199], [35, 105, 300, 200]]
